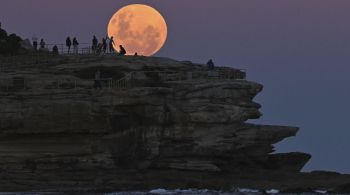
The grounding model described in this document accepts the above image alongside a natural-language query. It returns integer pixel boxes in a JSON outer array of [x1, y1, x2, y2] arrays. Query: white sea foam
[[107, 188, 262, 194], [149, 188, 173, 194], [266, 189, 280, 194], [314, 190, 328, 194], [237, 188, 260, 193], [148, 188, 220, 194]]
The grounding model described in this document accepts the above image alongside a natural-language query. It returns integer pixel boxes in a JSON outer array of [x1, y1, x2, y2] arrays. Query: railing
[[0, 53, 63, 72], [0, 78, 91, 91], [112, 72, 134, 89], [0, 69, 246, 92], [40, 43, 116, 55], [0, 41, 117, 72], [44, 43, 91, 55], [109, 70, 246, 90], [0, 52, 108, 72], [0, 76, 134, 92]]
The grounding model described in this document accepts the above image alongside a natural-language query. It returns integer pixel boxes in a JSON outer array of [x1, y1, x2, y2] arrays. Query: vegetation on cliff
[[0, 25, 22, 56]]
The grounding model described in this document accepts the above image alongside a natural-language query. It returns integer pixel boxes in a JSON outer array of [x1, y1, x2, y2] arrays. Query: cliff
[[0, 54, 349, 192]]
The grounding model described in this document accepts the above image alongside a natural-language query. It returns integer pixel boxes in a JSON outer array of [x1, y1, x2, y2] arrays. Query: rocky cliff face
[[0, 54, 314, 191]]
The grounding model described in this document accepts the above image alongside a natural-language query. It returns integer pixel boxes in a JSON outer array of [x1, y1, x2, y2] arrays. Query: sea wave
[[105, 188, 332, 195]]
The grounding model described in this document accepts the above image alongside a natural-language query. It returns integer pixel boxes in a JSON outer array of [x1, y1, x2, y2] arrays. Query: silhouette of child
[[52, 45, 59, 54]]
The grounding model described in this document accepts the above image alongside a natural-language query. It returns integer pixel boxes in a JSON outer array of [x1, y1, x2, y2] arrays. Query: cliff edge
[[0, 54, 349, 192]]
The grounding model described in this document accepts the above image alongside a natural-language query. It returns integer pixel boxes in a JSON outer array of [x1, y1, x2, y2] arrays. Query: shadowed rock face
[[0, 55, 313, 191]]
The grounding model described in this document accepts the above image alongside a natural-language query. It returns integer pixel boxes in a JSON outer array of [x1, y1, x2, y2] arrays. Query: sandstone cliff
[[0, 54, 326, 191]]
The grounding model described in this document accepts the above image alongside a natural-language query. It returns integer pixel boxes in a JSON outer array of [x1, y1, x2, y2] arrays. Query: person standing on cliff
[[207, 59, 215, 70], [73, 37, 79, 54], [39, 39, 46, 49], [92, 35, 98, 53], [207, 59, 216, 78], [66, 37, 72, 54], [102, 38, 107, 53], [109, 36, 115, 53], [32, 34, 38, 51]]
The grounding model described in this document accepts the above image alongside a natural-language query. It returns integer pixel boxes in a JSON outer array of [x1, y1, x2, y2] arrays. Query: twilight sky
[[1, 0, 350, 173]]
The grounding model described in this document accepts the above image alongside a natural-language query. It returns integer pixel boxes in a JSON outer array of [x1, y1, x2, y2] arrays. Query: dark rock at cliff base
[[332, 183, 350, 193], [0, 54, 349, 192]]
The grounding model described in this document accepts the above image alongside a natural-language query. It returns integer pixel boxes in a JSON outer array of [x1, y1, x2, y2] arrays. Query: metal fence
[[109, 70, 246, 90], [43, 43, 115, 55], [0, 69, 246, 92], [0, 52, 107, 72], [44, 43, 92, 55], [0, 53, 62, 72]]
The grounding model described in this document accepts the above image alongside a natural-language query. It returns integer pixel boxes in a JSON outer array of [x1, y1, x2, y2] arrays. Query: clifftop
[[0, 54, 349, 192]]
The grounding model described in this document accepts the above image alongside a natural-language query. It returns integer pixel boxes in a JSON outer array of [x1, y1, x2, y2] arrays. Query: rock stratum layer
[[0, 54, 349, 192]]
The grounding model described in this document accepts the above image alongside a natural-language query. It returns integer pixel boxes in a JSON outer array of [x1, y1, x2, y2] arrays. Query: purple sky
[[1, 0, 350, 173]]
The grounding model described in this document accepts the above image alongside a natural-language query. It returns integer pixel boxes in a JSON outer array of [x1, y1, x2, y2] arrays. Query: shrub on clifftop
[[0, 23, 23, 56]]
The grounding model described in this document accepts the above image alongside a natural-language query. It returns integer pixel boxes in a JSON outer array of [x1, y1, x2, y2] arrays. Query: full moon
[[107, 4, 168, 56]]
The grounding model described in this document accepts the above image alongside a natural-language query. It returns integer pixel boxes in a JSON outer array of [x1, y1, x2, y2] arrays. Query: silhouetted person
[[102, 38, 107, 53], [66, 37, 72, 53], [109, 36, 115, 53], [134, 52, 138, 57], [119, 45, 126, 56], [40, 39, 46, 49], [95, 43, 103, 54], [207, 59, 215, 70], [32, 35, 38, 51], [52, 45, 59, 55], [73, 37, 79, 54], [92, 35, 98, 53]]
